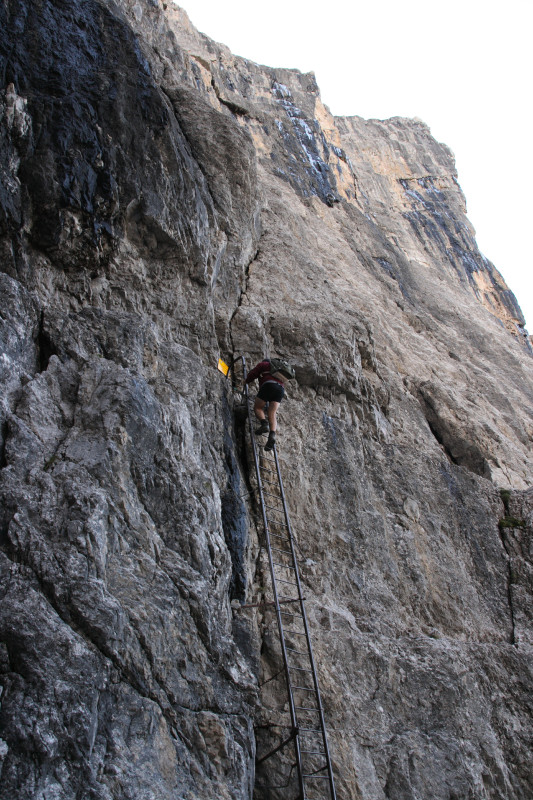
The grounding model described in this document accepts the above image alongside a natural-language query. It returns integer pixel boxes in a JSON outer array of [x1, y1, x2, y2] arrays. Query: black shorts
[[257, 381, 285, 403]]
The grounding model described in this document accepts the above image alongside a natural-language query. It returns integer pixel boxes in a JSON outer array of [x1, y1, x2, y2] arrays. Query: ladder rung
[[289, 666, 313, 672], [303, 774, 329, 779], [293, 685, 317, 692], [295, 706, 319, 712], [262, 491, 282, 499], [264, 502, 283, 511], [287, 647, 308, 655], [273, 563, 296, 570], [301, 750, 326, 756], [299, 727, 323, 733], [271, 547, 292, 555], [268, 533, 288, 540], [276, 578, 296, 585]]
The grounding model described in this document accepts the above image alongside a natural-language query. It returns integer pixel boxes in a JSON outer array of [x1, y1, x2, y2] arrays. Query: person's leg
[[265, 401, 280, 451], [254, 397, 267, 421], [267, 401, 280, 432], [254, 397, 269, 434]]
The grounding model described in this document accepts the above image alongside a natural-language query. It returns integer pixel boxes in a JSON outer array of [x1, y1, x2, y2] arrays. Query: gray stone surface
[[0, 1, 532, 799]]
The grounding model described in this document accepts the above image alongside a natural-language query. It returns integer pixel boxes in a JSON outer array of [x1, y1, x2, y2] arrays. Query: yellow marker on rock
[[217, 358, 229, 376]]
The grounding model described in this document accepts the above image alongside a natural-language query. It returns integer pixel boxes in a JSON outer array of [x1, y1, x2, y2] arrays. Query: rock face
[[0, 2, 532, 799]]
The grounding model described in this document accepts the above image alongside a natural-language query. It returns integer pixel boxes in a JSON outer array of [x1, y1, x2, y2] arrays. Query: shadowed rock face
[[0, 2, 532, 799]]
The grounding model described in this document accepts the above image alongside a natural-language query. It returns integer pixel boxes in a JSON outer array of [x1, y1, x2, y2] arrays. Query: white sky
[[175, 0, 532, 330]]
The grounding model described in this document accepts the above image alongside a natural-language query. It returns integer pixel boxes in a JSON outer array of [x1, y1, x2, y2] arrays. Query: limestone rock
[[0, 2, 532, 800]]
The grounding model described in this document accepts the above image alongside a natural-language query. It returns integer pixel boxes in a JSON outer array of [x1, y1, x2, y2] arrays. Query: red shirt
[[245, 360, 284, 387]]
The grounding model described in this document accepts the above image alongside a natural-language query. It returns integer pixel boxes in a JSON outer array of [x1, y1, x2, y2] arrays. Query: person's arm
[[245, 360, 269, 384]]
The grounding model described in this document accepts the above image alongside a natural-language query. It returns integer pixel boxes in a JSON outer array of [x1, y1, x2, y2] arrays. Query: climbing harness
[[240, 356, 337, 800]]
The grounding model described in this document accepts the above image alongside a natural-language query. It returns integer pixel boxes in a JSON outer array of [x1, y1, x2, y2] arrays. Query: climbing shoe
[[255, 419, 269, 436], [264, 433, 276, 451]]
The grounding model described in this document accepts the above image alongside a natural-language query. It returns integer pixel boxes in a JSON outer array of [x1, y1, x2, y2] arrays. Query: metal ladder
[[240, 357, 337, 800]]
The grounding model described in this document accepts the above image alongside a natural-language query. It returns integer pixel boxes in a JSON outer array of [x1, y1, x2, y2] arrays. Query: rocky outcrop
[[0, 2, 532, 799]]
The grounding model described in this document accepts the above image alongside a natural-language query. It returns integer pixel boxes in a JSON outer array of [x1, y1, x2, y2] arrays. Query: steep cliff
[[0, 2, 532, 799]]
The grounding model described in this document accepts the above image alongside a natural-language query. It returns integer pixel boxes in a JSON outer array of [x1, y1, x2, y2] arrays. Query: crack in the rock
[[37, 310, 58, 373], [228, 244, 261, 362], [0, 420, 8, 471], [497, 493, 518, 646]]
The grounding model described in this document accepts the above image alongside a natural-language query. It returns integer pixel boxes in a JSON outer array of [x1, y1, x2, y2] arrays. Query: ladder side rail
[[241, 357, 305, 799], [273, 445, 337, 800]]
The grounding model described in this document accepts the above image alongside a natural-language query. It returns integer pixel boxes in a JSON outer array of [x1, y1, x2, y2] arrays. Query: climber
[[245, 358, 295, 451]]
